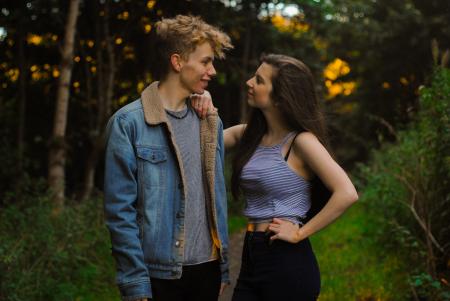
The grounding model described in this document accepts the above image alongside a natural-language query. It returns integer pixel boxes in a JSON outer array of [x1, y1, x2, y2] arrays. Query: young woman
[[193, 54, 358, 300]]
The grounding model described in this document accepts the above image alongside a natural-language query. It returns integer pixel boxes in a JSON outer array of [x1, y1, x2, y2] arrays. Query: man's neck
[[158, 76, 190, 111]]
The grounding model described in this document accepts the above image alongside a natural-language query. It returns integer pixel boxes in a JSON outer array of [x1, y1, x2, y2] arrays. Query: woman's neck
[[261, 108, 291, 142]]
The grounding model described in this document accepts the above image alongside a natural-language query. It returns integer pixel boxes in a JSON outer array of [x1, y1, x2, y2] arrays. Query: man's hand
[[219, 282, 228, 296], [190, 90, 217, 119]]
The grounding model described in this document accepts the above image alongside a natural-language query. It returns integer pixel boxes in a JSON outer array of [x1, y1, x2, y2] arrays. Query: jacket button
[[176, 212, 184, 218], [178, 183, 183, 190], [175, 241, 181, 247]]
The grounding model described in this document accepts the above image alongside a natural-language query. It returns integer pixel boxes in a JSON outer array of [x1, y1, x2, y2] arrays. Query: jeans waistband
[[245, 231, 272, 243]]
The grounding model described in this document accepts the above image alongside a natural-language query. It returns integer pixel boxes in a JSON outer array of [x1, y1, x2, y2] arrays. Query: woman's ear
[[170, 54, 183, 72]]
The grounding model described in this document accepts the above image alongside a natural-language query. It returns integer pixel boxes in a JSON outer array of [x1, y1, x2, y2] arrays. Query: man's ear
[[170, 54, 183, 72]]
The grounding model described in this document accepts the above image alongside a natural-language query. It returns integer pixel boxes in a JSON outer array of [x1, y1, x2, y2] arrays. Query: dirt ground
[[218, 230, 245, 301]]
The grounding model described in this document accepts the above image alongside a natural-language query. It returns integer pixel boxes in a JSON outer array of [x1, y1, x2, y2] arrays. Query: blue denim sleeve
[[216, 118, 231, 284], [104, 115, 153, 300], [217, 119, 226, 170]]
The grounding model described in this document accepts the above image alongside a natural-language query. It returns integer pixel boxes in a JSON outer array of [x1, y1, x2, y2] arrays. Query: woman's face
[[246, 63, 275, 110]]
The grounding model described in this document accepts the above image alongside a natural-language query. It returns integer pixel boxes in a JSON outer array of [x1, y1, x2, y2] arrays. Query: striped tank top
[[241, 132, 312, 224]]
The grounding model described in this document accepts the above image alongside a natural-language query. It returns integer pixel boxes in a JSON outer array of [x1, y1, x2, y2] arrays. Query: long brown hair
[[231, 54, 329, 199]]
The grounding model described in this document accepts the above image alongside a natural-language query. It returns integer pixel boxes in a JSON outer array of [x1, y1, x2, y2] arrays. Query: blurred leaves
[[356, 67, 450, 300]]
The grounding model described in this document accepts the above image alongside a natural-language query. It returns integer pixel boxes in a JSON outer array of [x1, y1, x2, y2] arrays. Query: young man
[[104, 15, 233, 301]]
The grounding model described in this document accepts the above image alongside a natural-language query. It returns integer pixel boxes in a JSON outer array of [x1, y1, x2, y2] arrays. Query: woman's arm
[[269, 132, 358, 243], [224, 124, 246, 150], [190, 92, 246, 151]]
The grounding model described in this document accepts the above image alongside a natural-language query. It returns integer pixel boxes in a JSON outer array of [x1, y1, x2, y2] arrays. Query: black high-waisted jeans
[[232, 231, 320, 301]]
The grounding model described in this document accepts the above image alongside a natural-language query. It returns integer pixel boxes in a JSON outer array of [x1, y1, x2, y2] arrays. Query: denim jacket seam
[[122, 295, 151, 301], [115, 105, 142, 120], [118, 277, 150, 287]]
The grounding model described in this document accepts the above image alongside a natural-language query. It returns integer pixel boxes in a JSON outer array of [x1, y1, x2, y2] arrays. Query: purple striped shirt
[[241, 132, 311, 224]]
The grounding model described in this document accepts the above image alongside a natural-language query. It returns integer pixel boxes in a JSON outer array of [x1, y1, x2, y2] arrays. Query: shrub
[[0, 195, 119, 301], [356, 67, 450, 300]]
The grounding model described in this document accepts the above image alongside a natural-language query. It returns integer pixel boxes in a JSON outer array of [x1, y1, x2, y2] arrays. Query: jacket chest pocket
[[136, 146, 168, 188]]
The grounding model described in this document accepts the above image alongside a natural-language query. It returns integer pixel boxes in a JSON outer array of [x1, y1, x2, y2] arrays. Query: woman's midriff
[[246, 222, 271, 232]]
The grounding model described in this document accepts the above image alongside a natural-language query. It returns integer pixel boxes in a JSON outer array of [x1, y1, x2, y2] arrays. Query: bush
[[356, 67, 450, 300], [0, 194, 119, 301]]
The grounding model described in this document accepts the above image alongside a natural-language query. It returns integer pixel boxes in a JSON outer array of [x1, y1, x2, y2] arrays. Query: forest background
[[0, 0, 449, 300]]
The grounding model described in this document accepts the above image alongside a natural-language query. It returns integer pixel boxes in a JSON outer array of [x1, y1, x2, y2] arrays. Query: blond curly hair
[[155, 15, 233, 78]]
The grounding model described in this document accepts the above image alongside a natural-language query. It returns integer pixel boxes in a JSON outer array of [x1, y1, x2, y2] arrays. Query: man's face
[[179, 42, 216, 94]]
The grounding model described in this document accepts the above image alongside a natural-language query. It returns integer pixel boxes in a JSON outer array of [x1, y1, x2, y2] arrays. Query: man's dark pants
[[150, 260, 221, 301]]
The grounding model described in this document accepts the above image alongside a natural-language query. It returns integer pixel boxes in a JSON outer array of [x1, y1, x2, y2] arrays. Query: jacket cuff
[[220, 261, 231, 284], [119, 278, 152, 301]]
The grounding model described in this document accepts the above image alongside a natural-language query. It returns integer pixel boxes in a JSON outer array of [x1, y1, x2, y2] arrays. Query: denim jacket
[[104, 82, 229, 301]]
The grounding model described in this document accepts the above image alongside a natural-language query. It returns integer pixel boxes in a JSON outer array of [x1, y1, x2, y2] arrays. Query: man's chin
[[193, 87, 206, 94]]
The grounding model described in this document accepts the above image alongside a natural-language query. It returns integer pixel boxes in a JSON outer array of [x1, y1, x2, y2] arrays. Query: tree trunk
[[16, 28, 27, 192], [80, 137, 104, 200], [239, 5, 254, 123], [78, 25, 95, 201], [80, 0, 115, 200], [48, 0, 81, 209], [103, 1, 115, 119]]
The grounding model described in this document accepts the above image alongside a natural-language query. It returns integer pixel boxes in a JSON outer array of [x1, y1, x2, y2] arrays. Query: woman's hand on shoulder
[[190, 90, 245, 150], [190, 90, 217, 119]]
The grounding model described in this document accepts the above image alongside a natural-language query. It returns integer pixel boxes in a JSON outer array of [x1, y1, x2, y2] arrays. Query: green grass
[[228, 215, 247, 234], [98, 201, 411, 301], [100, 206, 409, 301], [227, 203, 410, 300], [311, 203, 410, 300], [80, 291, 120, 301]]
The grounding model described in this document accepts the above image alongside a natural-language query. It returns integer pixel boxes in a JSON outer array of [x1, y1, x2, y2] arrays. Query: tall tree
[[48, 0, 81, 208], [16, 21, 28, 193], [80, 0, 116, 200]]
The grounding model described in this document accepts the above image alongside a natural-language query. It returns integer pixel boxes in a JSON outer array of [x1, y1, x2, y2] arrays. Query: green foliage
[[0, 195, 120, 301], [356, 67, 450, 299], [1, 0, 449, 197], [311, 204, 409, 300], [410, 273, 450, 301], [318, 0, 450, 166], [228, 215, 247, 235], [225, 153, 245, 215]]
